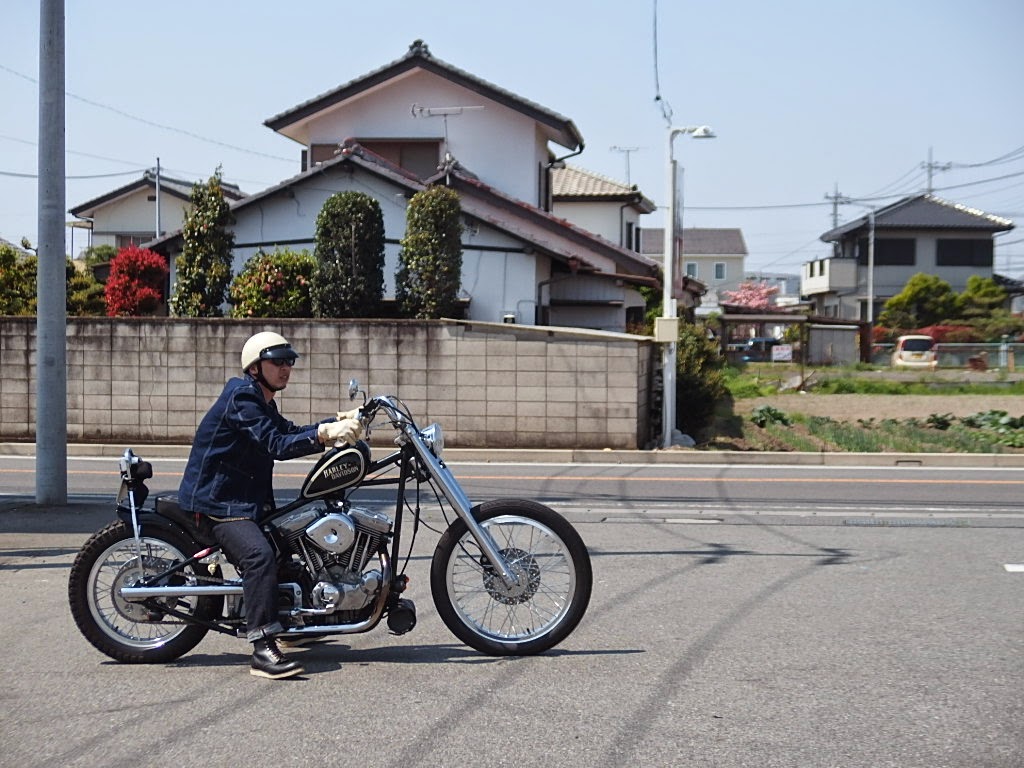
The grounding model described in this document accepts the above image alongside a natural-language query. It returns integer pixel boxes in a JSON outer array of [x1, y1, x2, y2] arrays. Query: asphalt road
[[2, 492, 1022, 767], [5, 453, 1024, 523]]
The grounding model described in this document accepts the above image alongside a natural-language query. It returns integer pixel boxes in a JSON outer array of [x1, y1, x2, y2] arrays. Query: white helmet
[[241, 331, 298, 371]]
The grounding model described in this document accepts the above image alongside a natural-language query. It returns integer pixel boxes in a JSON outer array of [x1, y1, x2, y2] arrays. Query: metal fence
[[870, 342, 1023, 370]]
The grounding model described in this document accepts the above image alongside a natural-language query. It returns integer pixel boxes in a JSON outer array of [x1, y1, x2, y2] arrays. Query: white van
[[891, 335, 937, 369]]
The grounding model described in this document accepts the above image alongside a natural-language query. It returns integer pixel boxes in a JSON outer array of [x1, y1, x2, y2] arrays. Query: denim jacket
[[178, 374, 327, 520]]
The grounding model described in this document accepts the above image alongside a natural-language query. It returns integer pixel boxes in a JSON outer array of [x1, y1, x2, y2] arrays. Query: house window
[[714, 262, 726, 281], [310, 140, 442, 179], [936, 239, 993, 267], [856, 238, 915, 266], [625, 222, 635, 251], [685, 262, 698, 278], [115, 234, 144, 249], [358, 140, 441, 178]]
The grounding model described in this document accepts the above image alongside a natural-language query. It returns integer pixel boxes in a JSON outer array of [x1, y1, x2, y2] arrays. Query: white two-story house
[[141, 40, 703, 331], [68, 169, 245, 256]]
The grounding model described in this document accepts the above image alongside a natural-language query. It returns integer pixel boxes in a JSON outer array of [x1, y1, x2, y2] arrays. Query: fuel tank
[[301, 440, 370, 498]]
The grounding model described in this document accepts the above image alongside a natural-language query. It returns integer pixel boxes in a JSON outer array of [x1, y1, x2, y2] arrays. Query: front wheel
[[68, 521, 223, 664], [430, 500, 592, 656]]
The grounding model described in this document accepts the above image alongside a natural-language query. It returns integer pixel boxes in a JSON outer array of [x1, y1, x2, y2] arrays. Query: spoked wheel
[[430, 500, 592, 656], [68, 521, 223, 664]]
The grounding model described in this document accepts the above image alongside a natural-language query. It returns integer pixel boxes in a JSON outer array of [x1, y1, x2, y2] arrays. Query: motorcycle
[[68, 381, 592, 663]]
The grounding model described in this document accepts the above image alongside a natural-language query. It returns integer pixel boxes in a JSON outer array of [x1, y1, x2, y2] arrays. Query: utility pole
[[824, 183, 844, 228], [824, 183, 846, 257], [921, 147, 951, 194], [36, 0, 67, 504], [155, 157, 161, 238]]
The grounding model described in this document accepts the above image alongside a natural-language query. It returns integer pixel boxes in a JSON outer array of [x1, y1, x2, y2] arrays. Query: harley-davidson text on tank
[[301, 444, 369, 498]]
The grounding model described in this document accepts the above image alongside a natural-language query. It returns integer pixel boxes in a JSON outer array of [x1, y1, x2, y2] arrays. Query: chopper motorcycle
[[68, 381, 592, 663]]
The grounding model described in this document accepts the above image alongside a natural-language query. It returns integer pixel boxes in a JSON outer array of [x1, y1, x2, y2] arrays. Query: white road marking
[[1004, 564, 1024, 573]]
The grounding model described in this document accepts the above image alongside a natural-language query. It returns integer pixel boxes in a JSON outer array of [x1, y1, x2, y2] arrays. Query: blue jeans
[[211, 518, 284, 643]]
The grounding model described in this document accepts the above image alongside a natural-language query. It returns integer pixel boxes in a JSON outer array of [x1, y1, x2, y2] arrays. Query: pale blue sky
[[3, 0, 1023, 277]]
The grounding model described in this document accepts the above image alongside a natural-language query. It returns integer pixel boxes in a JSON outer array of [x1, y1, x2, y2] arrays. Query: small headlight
[[422, 423, 444, 458]]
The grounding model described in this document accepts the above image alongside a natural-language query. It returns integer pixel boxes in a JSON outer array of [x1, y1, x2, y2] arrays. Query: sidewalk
[[2, 442, 1024, 467]]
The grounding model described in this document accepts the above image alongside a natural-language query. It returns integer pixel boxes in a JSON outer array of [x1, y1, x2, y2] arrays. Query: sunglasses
[[267, 358, 296, 368]]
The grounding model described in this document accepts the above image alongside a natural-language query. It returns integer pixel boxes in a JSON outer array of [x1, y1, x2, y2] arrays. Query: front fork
[[409, 436, 519, 588]]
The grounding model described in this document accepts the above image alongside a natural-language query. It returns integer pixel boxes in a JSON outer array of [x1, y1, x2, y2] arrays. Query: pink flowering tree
[[720, 281, 778, 309]]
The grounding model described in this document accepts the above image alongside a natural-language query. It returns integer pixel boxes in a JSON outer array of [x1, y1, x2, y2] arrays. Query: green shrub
[[396, 186, 463, 319], [229, 248, 316, 318], [675, 322, 727, 439], [750, 405, 790, 428], [311, 191, 385, 318]]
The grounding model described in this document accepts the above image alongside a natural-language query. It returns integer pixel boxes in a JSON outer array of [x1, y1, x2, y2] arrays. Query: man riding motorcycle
[[178, 331, 362, 679]]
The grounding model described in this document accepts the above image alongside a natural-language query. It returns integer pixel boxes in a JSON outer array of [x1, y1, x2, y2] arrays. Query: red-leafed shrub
[[104, 245, 168, 316], [914, 325, 982, 343]]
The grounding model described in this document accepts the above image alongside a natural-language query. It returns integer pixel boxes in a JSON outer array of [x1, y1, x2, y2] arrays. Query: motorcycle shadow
[[160, 642, 627, 673]]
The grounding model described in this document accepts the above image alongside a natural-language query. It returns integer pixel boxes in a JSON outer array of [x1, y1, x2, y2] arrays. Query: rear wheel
[[430, 500, 592, 656], [68, 521, 223, 663]]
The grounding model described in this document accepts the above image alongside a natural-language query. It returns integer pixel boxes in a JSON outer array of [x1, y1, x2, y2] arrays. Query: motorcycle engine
[[272, 506, 392, 613]]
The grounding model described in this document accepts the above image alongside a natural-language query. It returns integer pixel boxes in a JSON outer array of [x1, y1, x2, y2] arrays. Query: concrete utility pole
[[922, 147, 951, 194], [36, 0, 68, 505]]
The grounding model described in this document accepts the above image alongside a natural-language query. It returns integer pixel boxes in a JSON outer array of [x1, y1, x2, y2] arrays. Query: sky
[[3, 0, 1023, 281]]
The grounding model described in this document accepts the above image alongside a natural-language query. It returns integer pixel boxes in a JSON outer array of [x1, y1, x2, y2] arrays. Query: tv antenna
[[610, 145, 641, 185]]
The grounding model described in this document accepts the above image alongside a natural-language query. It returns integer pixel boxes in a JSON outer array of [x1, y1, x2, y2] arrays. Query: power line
[[1, 131, 156, 168], [951, 144, 1024, 169], [651, 0, 673, 126], [0, 62, 294, 163], [0, 168, 145, 179]]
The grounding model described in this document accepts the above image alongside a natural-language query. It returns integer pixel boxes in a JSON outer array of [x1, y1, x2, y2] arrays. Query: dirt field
[[735, 393, 1024, 421]]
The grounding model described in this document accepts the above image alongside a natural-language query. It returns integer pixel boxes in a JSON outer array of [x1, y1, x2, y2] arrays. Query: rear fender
[[115, 505, 209, 555]]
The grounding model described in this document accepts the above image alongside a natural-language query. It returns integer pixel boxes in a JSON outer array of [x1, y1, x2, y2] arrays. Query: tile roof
[[433, 163, 660, 281], [265, 40, 583, 151], [551, 165, 655, 212], [821, 194, 1014, 241], [640, 227, 748, 255], [69, 170, 245, 217]]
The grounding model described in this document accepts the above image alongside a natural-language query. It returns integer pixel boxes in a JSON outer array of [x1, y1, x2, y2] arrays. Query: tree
[[82, 244, 117, 269], [67, 260, 106, 315], [878, 273, 957, 330], [229, 248, 316, 318], [957, 275, 1007, 320], [104, 245, 168, 316], [0, 242, 36, 315], [720, 281, 778, 309], [396, 186, 463, 318], [675, 321, 727, 441], [170, 167, 235, 317], [310, 191, 385, 317]]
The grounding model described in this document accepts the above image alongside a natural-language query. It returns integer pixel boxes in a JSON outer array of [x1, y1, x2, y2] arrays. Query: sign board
[[771, 344, 793, 362]]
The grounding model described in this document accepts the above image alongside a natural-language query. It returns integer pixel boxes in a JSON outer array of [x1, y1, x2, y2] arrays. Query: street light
[[660, 125, 715, 449]]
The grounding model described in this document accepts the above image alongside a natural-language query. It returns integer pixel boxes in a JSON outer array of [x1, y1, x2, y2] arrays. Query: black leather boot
[[250, 638, 304, 679]]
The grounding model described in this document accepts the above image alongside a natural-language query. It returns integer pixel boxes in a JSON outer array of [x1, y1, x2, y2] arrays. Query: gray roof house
[[803, 194, 1015, 320], [641, 227, 746, 316], [69, 169, 245, 255], [144, 40, 698, 331]]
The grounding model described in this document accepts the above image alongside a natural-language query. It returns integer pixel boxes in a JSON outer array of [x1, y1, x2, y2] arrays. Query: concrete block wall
[[0, 317, 656, 449]]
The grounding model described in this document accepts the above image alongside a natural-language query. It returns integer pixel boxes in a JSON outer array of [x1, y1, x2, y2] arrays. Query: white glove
[[318, 418, 362, 447], [337, 407, 362, 421]]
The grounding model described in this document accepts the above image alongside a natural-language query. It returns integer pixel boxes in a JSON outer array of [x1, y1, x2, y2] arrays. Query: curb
[[2, 443, 1023, 468]]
